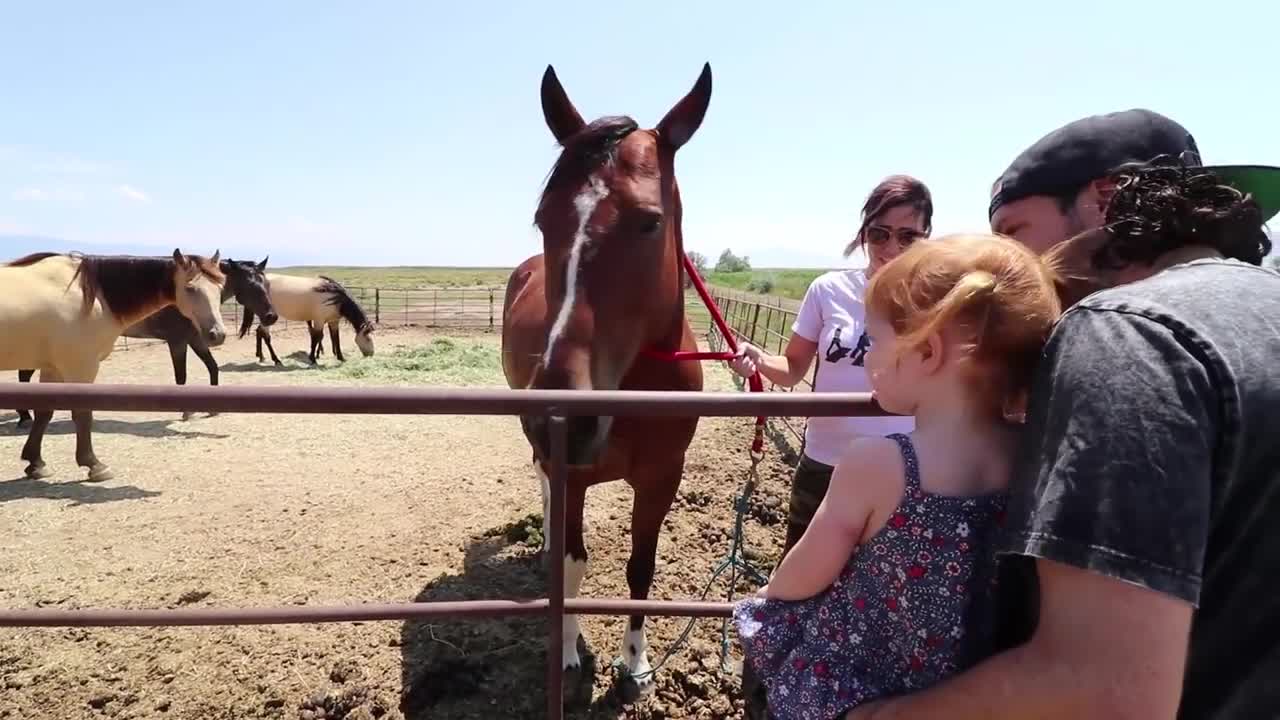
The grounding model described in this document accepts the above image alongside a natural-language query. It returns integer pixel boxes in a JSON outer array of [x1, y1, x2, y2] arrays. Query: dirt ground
[[0, 325, 808, 720]]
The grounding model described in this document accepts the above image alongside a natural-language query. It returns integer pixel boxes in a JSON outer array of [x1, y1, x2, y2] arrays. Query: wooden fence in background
[[112, 286, 818, 447]]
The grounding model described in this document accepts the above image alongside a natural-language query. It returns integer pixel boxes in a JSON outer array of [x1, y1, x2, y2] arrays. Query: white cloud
[[117, 185, 151, 203], [12, 188, 49, 201], [0, 217, 32, 234], [10, 187, 84, 203]]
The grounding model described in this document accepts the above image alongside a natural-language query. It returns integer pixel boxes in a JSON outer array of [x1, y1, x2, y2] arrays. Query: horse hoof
[[24, 463, 51, 480], [86, 465, 114, 483], [273, 361, 283, 367], [181, 411, 193, 422], [562, 663, 594, 709], [617, 672, 656, 705]]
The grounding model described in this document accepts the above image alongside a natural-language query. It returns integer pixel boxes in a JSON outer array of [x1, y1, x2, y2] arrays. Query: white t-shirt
[[791, 268, 915, 466]]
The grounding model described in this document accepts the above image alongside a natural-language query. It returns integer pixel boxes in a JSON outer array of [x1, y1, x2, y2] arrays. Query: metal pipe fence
[[0, 383, 885, 718]]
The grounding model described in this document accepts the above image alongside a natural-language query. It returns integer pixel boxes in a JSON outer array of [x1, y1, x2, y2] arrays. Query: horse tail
[[315, 275, 373, 333]]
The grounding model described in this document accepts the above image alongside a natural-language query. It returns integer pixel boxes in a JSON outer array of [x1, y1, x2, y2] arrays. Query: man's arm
[[850, 305, 1218, 719]]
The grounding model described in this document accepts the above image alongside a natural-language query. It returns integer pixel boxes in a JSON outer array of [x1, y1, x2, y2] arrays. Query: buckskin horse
[[12, 256, 279, 426], [0, 249, 227, 481], [239, 272, 374, 366], [501, 62, 712, 698]]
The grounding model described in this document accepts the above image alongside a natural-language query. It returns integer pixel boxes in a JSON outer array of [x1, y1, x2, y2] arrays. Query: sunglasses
[[864, 224, 927, 246], [860, 222, 931, 244]]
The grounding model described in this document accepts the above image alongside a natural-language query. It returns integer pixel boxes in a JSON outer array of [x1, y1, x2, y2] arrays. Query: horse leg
[[258, 325, 282, 366], [16, 369, 34, 429], [619, 461, 683, 696], [328, 321, 345, 362], [255, 325, 265, 362], [539, 463, 591, 675], [308, 323, 324, 365], [191, 337, 220, 418], [169, 340, 193, 421], [65, 365, 111, 482], [19, 368, 61, 479]]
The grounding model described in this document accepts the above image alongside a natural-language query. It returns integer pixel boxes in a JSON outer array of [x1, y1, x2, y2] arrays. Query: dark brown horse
[[501, 63, 712, 698], [12, 257, 279, 427]]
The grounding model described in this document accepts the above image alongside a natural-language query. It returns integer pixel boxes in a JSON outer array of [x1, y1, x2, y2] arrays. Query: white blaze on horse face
[[542, 174, 610, 369]]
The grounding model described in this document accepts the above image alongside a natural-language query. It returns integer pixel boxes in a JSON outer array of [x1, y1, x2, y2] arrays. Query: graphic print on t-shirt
[[824, 327, 871, 367]]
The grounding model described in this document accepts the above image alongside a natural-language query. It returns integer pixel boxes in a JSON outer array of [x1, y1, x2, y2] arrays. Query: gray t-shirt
[[992, 257, 1280, 719]]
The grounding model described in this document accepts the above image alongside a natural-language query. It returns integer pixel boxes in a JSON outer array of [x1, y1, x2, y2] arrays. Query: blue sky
[[1, 1, 1276, 268]]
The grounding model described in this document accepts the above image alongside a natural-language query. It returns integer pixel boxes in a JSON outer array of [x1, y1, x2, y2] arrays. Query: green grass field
[[272, 265, 828, 301], [702, 268, 827, 301]]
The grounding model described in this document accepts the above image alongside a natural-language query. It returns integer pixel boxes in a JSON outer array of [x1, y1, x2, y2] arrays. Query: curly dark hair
[[1098, 156, 1272, 270]]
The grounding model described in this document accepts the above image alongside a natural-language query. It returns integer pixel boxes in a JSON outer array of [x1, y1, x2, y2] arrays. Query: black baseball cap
[[988, 108, 1280, 224]]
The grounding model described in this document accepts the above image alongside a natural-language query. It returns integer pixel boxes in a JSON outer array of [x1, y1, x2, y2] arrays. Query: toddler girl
[[733, 233, 1063, 720]]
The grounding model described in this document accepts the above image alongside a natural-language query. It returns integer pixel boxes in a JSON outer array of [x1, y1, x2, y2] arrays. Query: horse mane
[[8, 251, 224, 320], [536, 115, 639, 217], [316, 275, 373, 333]]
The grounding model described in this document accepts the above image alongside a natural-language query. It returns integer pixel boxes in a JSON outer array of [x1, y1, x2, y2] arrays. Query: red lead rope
[[641, 254, 767, 455]]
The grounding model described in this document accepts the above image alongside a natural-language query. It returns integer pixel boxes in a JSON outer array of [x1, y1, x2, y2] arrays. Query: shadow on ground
[[0, 476, 162, 506], [399, 515, 645, 720], [218, 349, 322, 373], [0, 416, 229, 441]]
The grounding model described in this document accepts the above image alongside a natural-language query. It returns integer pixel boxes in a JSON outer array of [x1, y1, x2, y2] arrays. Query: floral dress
[[733, 433, 1008, 720]]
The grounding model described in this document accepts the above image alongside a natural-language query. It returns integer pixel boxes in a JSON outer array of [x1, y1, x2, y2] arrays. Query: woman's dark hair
[[1098, 156, 1272, 270], [843, 175, 934, 258]]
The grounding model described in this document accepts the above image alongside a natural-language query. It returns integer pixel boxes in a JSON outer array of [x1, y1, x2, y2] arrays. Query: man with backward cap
[[845, 109, 1280, 719]]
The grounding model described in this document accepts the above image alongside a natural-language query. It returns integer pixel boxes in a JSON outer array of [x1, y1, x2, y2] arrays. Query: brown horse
[[501, 63, 712, 697], [0, 249, 226, 481]]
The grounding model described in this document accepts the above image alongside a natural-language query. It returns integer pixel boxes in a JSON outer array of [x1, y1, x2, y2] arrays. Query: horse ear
[[656, 63, 712, 151], [172, 248, 189, 269], [211, 248, 221, 264], [258, 255, 269, 271], [541, 65, 586, 144]]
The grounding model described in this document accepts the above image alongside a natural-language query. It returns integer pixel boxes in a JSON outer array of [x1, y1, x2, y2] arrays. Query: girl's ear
[[918, 331, 946, 375]]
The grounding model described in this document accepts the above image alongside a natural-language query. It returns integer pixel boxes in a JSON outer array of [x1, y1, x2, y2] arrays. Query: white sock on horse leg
[[536, 461, 550, 546], [621, 624, 653, 681], [563, 554, 587, 669]]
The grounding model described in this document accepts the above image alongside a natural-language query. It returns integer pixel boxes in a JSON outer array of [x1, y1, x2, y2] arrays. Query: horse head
[[222, 256, 279, 329], [172, 248, 228, 347], [524, 63, 712, 464]]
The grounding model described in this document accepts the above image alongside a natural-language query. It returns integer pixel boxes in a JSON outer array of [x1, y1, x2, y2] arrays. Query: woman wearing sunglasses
[[728, 174, 931, 717]]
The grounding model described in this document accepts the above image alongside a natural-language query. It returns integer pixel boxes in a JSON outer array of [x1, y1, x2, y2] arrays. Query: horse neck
[[220, 273, 239, 303], [645, 196, 689, 351]]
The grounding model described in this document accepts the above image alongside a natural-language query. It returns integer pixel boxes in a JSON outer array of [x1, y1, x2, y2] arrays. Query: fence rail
[[0, 383, 883, 718]]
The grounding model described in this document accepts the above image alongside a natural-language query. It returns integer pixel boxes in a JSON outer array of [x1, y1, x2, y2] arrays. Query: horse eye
[[637, 212, 662, 235]]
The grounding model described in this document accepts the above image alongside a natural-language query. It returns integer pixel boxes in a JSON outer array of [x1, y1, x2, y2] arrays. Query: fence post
[[489, 290, 495, 331], [546, 415, 568, 719], [748, 301, 762, 346], [375, 289, 380, 325]]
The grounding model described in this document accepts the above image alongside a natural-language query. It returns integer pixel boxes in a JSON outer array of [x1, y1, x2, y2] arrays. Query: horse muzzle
[[261, 311, 280, 326], [207, 327, 227, 347], [521, 414, 610, 467]]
